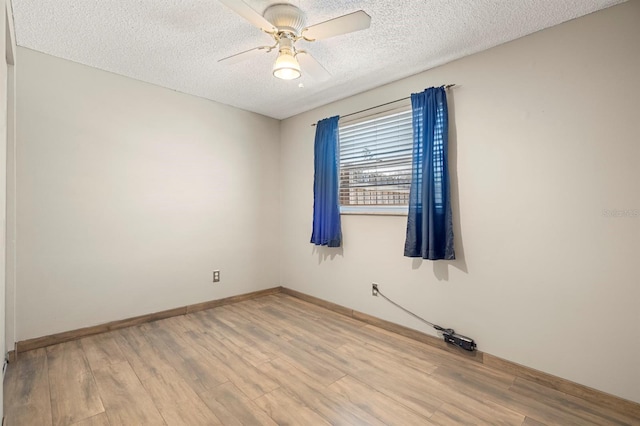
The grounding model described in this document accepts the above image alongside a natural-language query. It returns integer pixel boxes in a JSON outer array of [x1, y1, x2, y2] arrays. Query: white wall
[[280, 2, 640, 403], [15, 47, 281, 341]]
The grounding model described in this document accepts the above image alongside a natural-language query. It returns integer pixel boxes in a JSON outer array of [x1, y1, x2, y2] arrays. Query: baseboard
[[280, 287, 640, 418], [15, 286, 283, 354]]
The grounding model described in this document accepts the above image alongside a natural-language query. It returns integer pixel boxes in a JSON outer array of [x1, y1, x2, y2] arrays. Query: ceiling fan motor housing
[[278, 36, 295, 54], [263, 4, 306, 35]]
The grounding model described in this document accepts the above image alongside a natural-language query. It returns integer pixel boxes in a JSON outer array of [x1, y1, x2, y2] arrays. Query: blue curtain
[[311, 116, 342, 247], [404, 87, 455, 260]]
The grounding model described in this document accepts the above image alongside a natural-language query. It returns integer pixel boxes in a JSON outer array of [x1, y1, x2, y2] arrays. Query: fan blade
[[297, 52, 331, 82], [218, 0, 276, 33], [219, 46, 271, 64], [302, 10, 371, 41]]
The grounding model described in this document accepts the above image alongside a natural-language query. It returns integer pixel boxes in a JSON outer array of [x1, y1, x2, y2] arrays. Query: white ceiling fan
[[218, 0, 371, 81]]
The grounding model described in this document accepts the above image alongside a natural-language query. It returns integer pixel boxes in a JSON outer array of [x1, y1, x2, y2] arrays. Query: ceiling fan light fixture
[[273, 51, 301, 80]]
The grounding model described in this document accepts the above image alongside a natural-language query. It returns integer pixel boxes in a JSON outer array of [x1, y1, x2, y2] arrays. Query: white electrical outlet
[[213, 270, 220, 282]]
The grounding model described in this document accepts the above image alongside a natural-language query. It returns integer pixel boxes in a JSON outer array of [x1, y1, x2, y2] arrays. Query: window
[[339, 109, 413, 214]]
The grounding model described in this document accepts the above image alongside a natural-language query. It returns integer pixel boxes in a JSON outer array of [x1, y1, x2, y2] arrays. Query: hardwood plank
[[144, 316, 275, 398], [138, 326, 228, 395], [257, 357, 387, 425], [140, 368, 223, 425], [259, 337, 347, 387], [282, 306, 477, 373], [429, 402, 491, 425], [413, 374, 525, 425], [326, 345, 453, 419], [509, 377, 637, 426], [186, 286, 282, 314], [344, 363, 443, 419], [3, 349, 53, 426], [354, 328, 528, 425], [112, 326, 177, 382], [177, 310, 226, 339], [81, 331, 127, 370], [232, 300, 348, 349], [271, 293, 367, 328], [176, 326, 279, 399], [217, 336, 274, 368], [358, 324, 474, 367], [179, 309, 276, 366], [286, 328, 524, 424], [254, 388, 332, 426], [306, 353, 528, 426], [71, 412, 110, 426], [285, 290, 640, 420], [92, 361, 166, 425], [269, 332, 444, 419], [213, 304, 297, 342], [286, 336, 363, 373], [186, 394, 242, 426], [283, 287, 483, 362], [485, 353, 640, 419], [265, 297, 372, 347], [46, 341, 105, 426], [430, 364, 596, 426], [201, 306, 348, 387], [17, 324, 110, 354], [16, 287, 282, 353], [352, 309, 484, 362], [522, 417, 547, 426], [327, 375, 436, 425], [199, 382, 278, 426], [337, 341, 439, 376], [187, 308, 266, 350], [16, 308, 185, 353]]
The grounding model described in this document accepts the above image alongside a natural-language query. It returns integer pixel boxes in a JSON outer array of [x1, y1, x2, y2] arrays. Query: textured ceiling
[[12, 0, 624, 119]]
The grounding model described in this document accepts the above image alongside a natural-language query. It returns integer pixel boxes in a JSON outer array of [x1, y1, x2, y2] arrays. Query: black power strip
[[442, 329, 476, 351]]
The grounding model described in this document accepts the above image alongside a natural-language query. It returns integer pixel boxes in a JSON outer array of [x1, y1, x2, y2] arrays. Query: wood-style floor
[[4, 293, 637, 425]]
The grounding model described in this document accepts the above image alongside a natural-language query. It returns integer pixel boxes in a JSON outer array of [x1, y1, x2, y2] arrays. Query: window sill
[[340, 206, 408, 216]]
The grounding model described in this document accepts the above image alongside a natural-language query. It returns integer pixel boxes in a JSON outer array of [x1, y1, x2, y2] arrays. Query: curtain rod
[[311, 84, 456, 127]]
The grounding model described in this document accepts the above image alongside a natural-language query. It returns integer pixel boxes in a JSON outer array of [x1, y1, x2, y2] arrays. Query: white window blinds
[[339, 109, 413, 209]]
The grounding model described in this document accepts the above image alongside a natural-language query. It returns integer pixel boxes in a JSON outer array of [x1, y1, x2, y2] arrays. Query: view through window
[[339, 109, 413, 213]]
